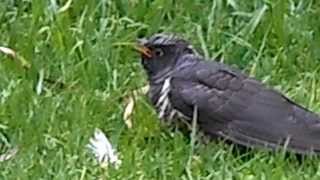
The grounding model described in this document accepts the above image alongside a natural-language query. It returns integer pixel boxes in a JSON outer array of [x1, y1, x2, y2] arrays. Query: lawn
[[1, 0, 320, 179]]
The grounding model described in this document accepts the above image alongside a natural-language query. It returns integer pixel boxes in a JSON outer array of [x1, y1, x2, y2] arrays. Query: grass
[[1, 0, 320, 179]]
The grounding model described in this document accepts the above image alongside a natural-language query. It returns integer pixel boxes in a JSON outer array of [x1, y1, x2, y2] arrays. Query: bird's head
[[134, 34, 196, 77]]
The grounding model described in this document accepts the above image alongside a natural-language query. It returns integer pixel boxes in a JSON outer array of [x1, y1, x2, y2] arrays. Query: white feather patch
[[157, 78, 171, 119]]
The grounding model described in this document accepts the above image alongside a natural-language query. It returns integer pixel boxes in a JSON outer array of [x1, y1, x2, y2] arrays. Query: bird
[[133, 33, 320, 154]]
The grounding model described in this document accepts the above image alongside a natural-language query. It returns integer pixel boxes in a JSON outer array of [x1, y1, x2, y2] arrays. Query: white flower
[[87, 128, 121, 169]]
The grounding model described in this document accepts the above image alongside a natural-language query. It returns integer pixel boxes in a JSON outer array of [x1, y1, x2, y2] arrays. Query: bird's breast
[[150, 78, 190, 125]]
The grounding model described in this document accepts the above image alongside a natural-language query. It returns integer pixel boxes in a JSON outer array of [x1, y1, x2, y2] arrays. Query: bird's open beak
[[133, 38, 152, 58], [133, 45, 152, 58]]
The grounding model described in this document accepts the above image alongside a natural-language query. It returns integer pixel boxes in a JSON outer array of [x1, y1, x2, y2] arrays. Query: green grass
[[1, 0, 320, 179]]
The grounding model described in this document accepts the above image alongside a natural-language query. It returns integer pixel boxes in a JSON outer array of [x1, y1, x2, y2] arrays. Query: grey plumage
[[137, 33, 320, 154]]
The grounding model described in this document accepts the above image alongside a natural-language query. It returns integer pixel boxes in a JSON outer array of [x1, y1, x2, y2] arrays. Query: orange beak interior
[[133, 45, 152, 58]]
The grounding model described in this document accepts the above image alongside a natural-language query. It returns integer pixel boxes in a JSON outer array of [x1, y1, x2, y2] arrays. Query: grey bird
[[134, 33, 320, 154]]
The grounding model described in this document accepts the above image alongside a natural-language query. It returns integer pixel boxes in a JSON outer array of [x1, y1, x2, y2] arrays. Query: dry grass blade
[[123, 85, 150, 128], [36, 69, 45, 95], [138, 85, 150, 95], [17, 55, 31, 69], [0, 147, 18, 162], [0, 46, 16, 58], [58, 0, 73, 13], [123, 97, 134, 129], [0, 46, 31, 69]]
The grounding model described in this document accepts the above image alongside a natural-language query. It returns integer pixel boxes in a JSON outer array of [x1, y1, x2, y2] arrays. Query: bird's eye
[[154, 48, 164, 57]]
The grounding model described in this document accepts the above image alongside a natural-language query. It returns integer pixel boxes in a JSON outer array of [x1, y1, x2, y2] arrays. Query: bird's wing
[[170, 62, 320, 154]]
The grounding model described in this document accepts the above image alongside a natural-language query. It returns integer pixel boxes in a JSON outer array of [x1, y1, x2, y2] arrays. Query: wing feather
[[169, 61, 320, 154]]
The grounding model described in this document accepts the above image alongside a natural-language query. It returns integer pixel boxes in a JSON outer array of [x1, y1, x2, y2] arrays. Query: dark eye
[[154, 48, 164, 57]]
